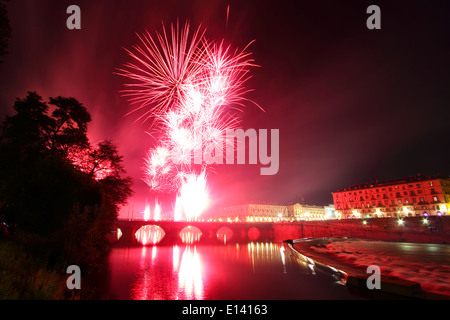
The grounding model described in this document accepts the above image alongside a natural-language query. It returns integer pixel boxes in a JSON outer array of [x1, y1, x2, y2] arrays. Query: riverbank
[[0, 240, 68, 299], [0, 233, 107, 300], [290, 237, 450, 299]]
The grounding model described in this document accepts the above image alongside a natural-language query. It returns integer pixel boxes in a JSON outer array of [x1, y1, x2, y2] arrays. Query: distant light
[[362, 220, 367, 225], [423, 212, 429, 217], [397, 219, 404, 226], [422, 218, 429, 225]]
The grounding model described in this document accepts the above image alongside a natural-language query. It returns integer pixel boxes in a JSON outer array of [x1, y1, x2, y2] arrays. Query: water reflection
[[178, 246, 204, 299], [130, 245, 205, 300], [115, 242, 289, 300], [105, 241, 354, 300]]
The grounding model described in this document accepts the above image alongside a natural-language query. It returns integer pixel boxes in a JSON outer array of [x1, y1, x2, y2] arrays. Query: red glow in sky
[[1, 1, 449, 218]]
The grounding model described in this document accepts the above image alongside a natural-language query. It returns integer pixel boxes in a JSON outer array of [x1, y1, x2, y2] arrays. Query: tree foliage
[[0, 92, 133, 270]]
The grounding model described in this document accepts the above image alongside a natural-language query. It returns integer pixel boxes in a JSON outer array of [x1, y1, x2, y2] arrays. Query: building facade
[[324, 204, 338, 220], [213, 202, 327, 222], [286, 203, 326, 221], [332, 174, 450, 219]]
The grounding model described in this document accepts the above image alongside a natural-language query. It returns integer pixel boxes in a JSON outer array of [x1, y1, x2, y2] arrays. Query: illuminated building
[[324, 204, 338, 220], [213, 202, 327, 222], [332, 174, 450, 219], [286, 203, 326, 221], [215, 203, 287, 222]]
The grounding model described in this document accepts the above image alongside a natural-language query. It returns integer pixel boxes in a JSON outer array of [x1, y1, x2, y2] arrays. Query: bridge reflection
[[114, 220, 275, 245], [126, 242, 287, 300]]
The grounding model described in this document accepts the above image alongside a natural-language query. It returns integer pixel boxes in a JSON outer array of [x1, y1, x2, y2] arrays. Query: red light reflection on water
[[109, 242, 291, 300], [178, 246, 204, 299], [130, 245, 204, 300], [180, 226, 202, 244], [135, 225, 165, 245]]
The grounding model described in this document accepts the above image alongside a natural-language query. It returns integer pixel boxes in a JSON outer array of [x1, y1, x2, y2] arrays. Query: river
[[95, 239, 368, 300]]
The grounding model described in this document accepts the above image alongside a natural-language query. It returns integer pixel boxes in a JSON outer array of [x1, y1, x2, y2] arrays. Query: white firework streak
[[119, 21, 260, 194]]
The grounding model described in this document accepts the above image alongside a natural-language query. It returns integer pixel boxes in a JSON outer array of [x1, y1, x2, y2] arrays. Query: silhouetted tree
[[0, 92, 132, 270], [0, 92, 91, 161]]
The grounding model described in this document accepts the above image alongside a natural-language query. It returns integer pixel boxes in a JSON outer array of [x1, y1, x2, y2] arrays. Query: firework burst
[[119, 21, 259, 219], [117, 21, 207, 123]]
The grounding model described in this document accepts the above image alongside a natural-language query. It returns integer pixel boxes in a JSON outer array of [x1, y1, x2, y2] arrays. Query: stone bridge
[[114, 219, 275, 245]]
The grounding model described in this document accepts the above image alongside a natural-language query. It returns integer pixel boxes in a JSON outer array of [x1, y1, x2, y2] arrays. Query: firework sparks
[[174, 195, 183, 222], [119, 21, 259, 220], [142, 203, 151, 221], [180, 171, 209, 221], [117, 21, 207, 123], [154, 200, 162, 221]]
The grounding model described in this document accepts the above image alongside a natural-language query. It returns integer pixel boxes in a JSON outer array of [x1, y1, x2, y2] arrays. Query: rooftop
[[334, 174, 450, 193]]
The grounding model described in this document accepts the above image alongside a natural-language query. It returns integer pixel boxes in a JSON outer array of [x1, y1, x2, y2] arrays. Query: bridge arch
[[248, 227, 261, 241], [179, 226, 202, 244], [135, 225, 166, 245], [114, 220, 275, 245], [216, 226, 233, 243]]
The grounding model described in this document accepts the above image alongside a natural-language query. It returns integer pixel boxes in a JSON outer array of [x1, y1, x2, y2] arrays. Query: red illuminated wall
[[272, 216, 450, 244], [332, 175, 450, 219]]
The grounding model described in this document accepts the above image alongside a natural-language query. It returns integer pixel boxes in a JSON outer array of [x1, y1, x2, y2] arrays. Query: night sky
[[1, 0, 449, 218]]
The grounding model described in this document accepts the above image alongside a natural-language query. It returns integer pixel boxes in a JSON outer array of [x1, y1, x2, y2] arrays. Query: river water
[[96, 240, 366, 300]]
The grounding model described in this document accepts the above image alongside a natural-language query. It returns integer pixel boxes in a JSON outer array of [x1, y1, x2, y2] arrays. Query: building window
[[430, 182, 434, 187], [433, 196, 438, 202]]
